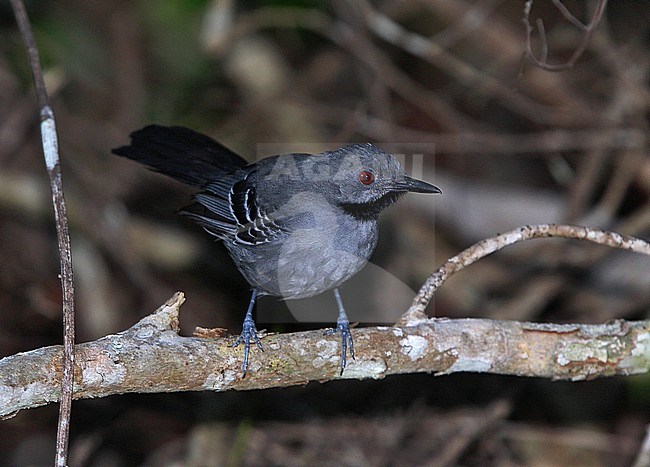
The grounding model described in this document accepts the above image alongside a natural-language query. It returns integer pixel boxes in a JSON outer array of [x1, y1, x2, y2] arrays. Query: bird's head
[[323, 144, 441, 219], [256, 143, 440, 221]]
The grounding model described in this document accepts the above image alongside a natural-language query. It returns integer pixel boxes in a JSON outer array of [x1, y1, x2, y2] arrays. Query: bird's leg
[[232, 288, 263, 376], [324, 287, 355, 375]]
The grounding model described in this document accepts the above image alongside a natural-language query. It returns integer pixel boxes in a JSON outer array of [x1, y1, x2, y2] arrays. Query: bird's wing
[[181, 166, 287, 244], [228, 169, 288, 245]]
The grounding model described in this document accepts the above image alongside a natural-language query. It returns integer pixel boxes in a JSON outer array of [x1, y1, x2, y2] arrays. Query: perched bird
[[113, 125, 441, 375]]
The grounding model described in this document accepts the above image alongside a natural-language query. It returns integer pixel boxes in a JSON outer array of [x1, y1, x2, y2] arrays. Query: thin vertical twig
[[10, 1, 76, 466]]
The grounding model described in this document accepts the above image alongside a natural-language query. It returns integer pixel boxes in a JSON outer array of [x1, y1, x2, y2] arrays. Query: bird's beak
[[394, 176, 442, 194]]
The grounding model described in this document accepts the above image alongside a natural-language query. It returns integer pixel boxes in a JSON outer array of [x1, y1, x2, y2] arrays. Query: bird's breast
[[227, 216, 379, 299]]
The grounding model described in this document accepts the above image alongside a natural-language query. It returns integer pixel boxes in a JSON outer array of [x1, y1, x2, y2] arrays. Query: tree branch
[[1, 224, 648, 419], [1, 292, 649, 419], [407, 224, 650, 319]]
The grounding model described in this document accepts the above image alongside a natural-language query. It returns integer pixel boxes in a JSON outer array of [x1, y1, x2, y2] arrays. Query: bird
[[113, 125, 441, 375]]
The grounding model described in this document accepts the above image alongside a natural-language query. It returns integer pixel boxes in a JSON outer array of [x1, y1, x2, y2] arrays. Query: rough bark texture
[[2, 292, 649, 418]]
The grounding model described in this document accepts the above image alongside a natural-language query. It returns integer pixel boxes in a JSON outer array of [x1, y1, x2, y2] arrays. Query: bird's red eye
[[358, 171, 375, 185]]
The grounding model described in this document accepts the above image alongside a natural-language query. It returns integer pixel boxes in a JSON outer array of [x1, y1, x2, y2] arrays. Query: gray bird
[[113, 125, 441, 375]]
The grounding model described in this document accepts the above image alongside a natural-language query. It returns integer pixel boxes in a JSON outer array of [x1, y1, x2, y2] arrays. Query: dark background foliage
[[1, 0, 649, 465]]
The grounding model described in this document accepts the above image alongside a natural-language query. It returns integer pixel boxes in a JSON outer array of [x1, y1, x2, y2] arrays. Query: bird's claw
[[325, 318, 355, 375], [232, 315, 264, 376]]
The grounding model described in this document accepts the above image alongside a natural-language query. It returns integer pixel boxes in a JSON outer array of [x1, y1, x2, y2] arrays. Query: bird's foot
[[232, 315, 264, 376], [325, 317, 355, 375]]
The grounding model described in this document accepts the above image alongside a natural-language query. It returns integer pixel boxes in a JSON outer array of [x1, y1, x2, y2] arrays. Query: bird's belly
[[227, 223, 377, 299]]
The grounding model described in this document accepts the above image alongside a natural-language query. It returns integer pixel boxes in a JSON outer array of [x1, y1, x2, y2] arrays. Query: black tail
[[112, 125, 248, 187]]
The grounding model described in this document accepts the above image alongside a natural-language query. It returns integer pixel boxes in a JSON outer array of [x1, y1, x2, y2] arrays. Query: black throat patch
[[339, 191, 404, 221]]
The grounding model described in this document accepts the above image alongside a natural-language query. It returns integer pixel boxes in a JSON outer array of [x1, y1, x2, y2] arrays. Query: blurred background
[[1, 0, 649, 465]]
